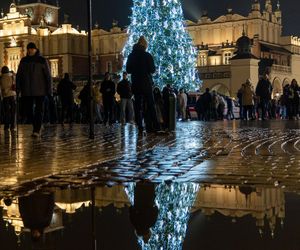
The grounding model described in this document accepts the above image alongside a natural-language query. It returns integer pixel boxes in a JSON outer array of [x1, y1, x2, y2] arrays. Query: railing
[[272, 64, 291, 73]]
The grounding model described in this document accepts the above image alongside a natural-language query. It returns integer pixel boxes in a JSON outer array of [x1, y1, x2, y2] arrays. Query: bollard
[[168, 92, 177, 131]]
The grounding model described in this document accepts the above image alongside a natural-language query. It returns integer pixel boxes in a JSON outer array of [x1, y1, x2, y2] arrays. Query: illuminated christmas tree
[[126, 182, 199, 249], [123, 0, 199, 91]]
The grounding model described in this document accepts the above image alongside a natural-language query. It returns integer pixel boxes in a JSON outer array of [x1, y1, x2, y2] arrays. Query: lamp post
[[87, 0, 94, 139]]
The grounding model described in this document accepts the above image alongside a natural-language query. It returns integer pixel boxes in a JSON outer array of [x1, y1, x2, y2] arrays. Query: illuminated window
[[7, 47, 21, 73], [50, 59, 59, 77], [199, 54, 207, 66], [106, 61, 112, 73], [224, 52, 232, 65]]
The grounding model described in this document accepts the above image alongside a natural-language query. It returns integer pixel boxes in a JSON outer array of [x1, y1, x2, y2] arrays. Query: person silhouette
[[129, 181, 158, 243], [18, 191, 55, 242]]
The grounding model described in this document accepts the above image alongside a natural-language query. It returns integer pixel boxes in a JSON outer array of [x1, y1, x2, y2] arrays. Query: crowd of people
[[237, 73, 300, 121], [193, 73, 300, 122], [0, 40, 299, 138]]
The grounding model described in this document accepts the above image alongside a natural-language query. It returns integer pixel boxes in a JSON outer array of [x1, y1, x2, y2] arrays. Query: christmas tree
[[126, 182, 199, 249], [123, 0, 199, 91]]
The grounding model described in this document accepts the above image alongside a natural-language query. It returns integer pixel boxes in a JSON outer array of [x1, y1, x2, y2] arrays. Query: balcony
[[272, 64, 291, 73]]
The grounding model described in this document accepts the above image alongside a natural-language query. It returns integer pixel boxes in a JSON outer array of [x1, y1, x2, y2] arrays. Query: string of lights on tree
[[123, 0, 200, 91], [126, 182, 199, 249]]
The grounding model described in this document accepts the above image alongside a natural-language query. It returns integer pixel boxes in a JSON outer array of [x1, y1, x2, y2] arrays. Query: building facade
[[0, 2, 88, 80], [1, 1, 300, 96], [187, 0, 300, 97]]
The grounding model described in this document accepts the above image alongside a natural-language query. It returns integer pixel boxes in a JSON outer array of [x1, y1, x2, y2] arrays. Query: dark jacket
[[117, 79, 132, 99], [126, 44, 155, 95], [16, 50, 52, 97], [57, 78, 76, 104], [78, 84, 90, 106], [201, 92, 212, 108], [100, 79, 116, 101], [256, 78, 273, 100], [19, 192, 55, 230]]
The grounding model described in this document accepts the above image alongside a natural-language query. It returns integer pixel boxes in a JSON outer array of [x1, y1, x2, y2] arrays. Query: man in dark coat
[[57, 73, 76, 125], [255, 73, 273, 120], [126, 36, 159, 133], [18, 191, 55, 242], [117, 72, 134, 124], [16, 42, 52, 137], [201, 88, 212, 121], [100, 72, 116, 125]]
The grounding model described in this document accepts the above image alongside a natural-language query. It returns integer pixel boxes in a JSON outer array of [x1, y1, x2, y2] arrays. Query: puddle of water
[[0, 182, 300, 250]]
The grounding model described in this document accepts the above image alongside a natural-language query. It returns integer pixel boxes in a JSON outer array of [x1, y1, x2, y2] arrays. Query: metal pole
[[91, 187, 97, 250], [87, 0, 95, 139]]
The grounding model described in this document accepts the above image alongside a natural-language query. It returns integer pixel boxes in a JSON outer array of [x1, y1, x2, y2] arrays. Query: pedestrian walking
[[100, 72, 116, 125], [255, 73, 273, 120], [178, 88, 187, 121], [57, 73, 76, 125], [117, 72, 134, 124], [16, 42, 52, 137], [93, 81, 103, 123], [78, 83, 90, 123], [0, 66, 16, 131], [241, 79, 255, 120], [226, 96, 234, 120], [201, 88, 212, 121], [290, 79, 300, 119], [126, 36, 159, 134]]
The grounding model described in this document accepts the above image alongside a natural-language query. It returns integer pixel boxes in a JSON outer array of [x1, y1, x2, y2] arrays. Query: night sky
[[0, 0, 300, 36]]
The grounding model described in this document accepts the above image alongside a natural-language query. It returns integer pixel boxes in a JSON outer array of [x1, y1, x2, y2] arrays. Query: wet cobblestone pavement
[[1, 120, 300, 250], [0, 121, 299, 194]]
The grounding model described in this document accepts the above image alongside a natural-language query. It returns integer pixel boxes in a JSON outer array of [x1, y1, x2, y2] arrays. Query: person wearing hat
[[0, 66, 16, 131], [16, 42, 52, 137], [126, 36, 159, 134], [255, 72, 273, 120], [241, 79, 255, 120]]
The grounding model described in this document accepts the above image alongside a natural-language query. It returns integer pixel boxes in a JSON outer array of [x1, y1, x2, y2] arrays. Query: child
[[0, 66, 16, 131]]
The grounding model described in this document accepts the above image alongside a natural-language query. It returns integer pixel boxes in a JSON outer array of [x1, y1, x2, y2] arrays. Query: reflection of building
[[95, 186, 130, 209], [55, 188, 91, 214], [192, 184, 285, 236], [0, 198, 63, 237], [54, 186, 130, 215]]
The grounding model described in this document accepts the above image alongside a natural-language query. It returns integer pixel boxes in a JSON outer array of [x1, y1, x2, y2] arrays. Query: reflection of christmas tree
[[123, 0, 199, 91], [126, 182, 199, 249]]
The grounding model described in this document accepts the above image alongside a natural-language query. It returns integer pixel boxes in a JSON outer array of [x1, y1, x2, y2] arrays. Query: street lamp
[[87, 0, 94, 139]]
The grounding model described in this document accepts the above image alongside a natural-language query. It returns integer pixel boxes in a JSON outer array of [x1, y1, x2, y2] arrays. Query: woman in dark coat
[[126, 36, 159, 133], [100, 72, 116, 125], [129, 182, 158, 243], [57, 73, 76, 124]]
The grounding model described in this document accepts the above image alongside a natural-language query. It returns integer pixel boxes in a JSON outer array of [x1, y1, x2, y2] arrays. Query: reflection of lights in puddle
[[187, 141, 201, 148], [55, 201, 91, 214]]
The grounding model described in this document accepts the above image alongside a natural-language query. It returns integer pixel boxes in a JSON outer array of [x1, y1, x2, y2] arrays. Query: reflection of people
[[18, 191, 55, 242], [129, 182, 158, 243]]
